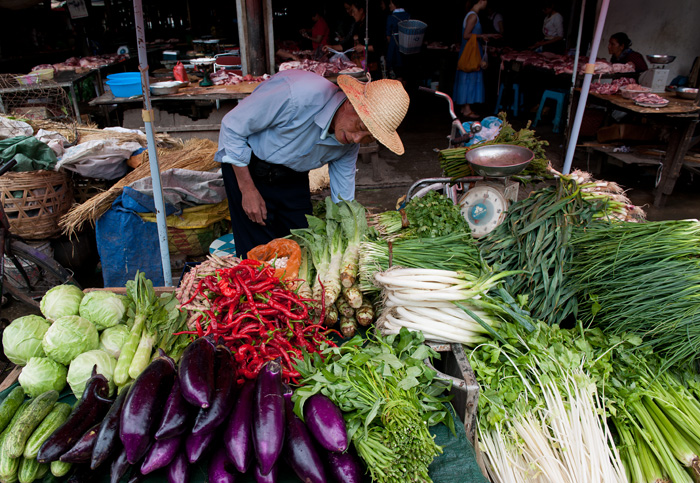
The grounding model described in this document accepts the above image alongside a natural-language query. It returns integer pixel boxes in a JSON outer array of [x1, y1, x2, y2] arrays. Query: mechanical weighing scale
[[188, 57, 217, 87], [639, 54, 676, 93], [404, 144, 535, 238]]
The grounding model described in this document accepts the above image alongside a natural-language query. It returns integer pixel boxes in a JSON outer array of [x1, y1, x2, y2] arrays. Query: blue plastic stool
[[533, 89, 567, 133], [494, 82, 523, 117]]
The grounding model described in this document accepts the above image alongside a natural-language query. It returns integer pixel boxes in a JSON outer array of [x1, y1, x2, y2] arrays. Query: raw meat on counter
[[634, 93, 669, 105], [499, 50, 635, 76], [38, 54, 129, 73], [590, 77, 637, 95], [278, 57, 360, 77], [209, 71, 269, 86]]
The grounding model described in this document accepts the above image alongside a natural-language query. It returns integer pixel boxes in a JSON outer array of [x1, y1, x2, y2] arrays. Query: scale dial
[[460, 185, 508, 238]]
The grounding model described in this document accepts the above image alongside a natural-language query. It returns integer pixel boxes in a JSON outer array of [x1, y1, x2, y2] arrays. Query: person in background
[[385, 0, 410, 80], [453, 0, 500, 119], [529, 1, 564, 54], [333, 1, 356, 48], [485, 4, 504, 35], [215, 70, 409, 257], [326, 0, 385, 77], [301, 6, 331, 51], [608, 32, 648, 72]]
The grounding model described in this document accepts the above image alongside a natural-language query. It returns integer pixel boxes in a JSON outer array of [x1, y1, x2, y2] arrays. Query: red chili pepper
[[181, 279, 206, 306]]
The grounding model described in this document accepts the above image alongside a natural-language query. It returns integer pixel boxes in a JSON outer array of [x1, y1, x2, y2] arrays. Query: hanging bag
[[457, 34, 481, 73]]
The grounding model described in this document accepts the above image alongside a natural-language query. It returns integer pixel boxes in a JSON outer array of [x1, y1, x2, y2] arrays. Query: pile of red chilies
[[176, 259, 335, 384]]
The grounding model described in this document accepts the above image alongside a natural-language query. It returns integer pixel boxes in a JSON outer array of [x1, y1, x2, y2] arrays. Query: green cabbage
[[2, 315, 50, 365], [67, 349, 116, 398], [18, 357, 68, 398], [40, 284, 84, 321], [42, 315, 99, 365], [79, 291, 127, 330], [99, 325, 130, 359]]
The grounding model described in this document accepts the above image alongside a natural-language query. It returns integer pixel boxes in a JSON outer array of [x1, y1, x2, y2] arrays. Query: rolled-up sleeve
[[214, 79, 295, 166], [328, 146, 359, 202]]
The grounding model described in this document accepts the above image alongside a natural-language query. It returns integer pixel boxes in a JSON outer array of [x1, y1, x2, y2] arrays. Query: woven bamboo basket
[[0, 170, 74, 239]]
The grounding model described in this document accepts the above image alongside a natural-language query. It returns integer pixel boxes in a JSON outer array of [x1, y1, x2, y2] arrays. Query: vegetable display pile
[[294, 328, 454, 483], [478, 170, 644, 325], [0, 338, 359, 483], [291, 198, 376, 337], [175, 258, 336, 384]]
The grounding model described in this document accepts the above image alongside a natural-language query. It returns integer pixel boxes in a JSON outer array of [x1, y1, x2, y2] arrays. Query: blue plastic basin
[[106, 72, 141, 81], [106, 79, 142, 98]]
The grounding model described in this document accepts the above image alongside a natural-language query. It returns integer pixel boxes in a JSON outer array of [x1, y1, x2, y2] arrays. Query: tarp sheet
[[0, 136, 57, 171]]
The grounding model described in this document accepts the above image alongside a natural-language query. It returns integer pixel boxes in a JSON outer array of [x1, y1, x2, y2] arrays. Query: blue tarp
[[96, 187, 178, 287]]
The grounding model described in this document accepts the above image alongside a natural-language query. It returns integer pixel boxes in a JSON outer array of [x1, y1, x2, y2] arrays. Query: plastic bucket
[[398, 20, 427, 55]]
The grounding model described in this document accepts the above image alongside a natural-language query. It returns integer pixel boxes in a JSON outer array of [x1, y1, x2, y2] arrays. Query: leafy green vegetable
[[17, 357, 67, 398], [99, 325, 130, 359], [67, 349, 117, 398], [2, 315, 50, 365], [78, 291, 128, 330], [293, 328, 453, 483], [41, 315, 99, 365], [40, 284, 84, 321]]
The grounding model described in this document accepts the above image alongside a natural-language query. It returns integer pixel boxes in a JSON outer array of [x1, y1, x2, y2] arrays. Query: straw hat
[[337, 75, 410, 155]]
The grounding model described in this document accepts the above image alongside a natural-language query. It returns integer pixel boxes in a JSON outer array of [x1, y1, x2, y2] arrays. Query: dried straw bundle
[[60, 138, 220, 236], [27, 119, 180, 148]]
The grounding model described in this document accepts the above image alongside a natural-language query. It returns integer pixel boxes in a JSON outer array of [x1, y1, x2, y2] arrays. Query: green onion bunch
[[568, 219, 700, 368], [358, 232, 485, 293]]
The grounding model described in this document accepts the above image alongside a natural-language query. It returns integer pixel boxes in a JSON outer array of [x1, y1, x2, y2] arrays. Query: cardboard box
[[597, 124, 658, 143]]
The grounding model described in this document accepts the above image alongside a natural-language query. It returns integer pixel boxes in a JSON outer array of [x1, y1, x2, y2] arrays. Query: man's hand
[[233, 166, 267, 225]]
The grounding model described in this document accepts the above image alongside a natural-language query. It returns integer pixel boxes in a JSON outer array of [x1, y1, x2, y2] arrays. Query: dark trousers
[[221, 156, 312, 258]]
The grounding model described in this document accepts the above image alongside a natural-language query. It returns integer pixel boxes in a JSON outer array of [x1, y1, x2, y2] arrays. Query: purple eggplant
[[254, 462, 278, 483], [38, 371, 113, 463], [110, 446, 131, 483], [224, 380, 255, 473], [192, 345, 237, 435], [185, 428, 217, 464], [304, 393, 348, 453], [92, 382, 132, 469], [326, 451, 364, 483], [140, 435, 182, 474], [178, 336, 216, 408], [253, 359, 285, 476], [60, 422, 102, 463], [120, 353, 177, 464], [208, 446, 237, 483], [167, 449, 191, 483], [155, 376, 192, 440], [283, 388, 326, 483]]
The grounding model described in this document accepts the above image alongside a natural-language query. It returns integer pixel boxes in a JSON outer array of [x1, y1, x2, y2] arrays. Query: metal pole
[[133, 0, 173, 286], [364, 0, 369, 75], [562, 0, 610, 174], [562, 0, 586, 162]]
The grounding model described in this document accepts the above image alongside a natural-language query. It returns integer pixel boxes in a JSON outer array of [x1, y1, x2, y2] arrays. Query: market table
[[89, 82, 260, 140], [585, 91, 700, 207]]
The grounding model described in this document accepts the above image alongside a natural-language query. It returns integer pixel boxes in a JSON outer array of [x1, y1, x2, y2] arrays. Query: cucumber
[[23, 403, 71, 459], [3, 391, 59, 459], [0, 387, 25, 433], [0, 401, 30, 482], [49, 460, 71, 478], [17, 457, 44, 483]]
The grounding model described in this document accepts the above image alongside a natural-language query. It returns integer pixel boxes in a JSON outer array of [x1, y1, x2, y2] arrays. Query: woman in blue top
[[453, 0, 499, 119], [385, 0, 410, 80]]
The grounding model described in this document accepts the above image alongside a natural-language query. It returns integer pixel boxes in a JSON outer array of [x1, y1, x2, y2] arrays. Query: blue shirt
[[215, 70, 360, 202]]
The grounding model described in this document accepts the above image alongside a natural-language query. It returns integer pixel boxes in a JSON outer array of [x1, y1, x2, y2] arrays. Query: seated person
[[608, 32, 648, 72]]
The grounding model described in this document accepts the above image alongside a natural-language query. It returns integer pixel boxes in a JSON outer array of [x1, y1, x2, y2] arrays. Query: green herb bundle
[[293, 329, 454, 483], [369, 191, 470, 239]]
